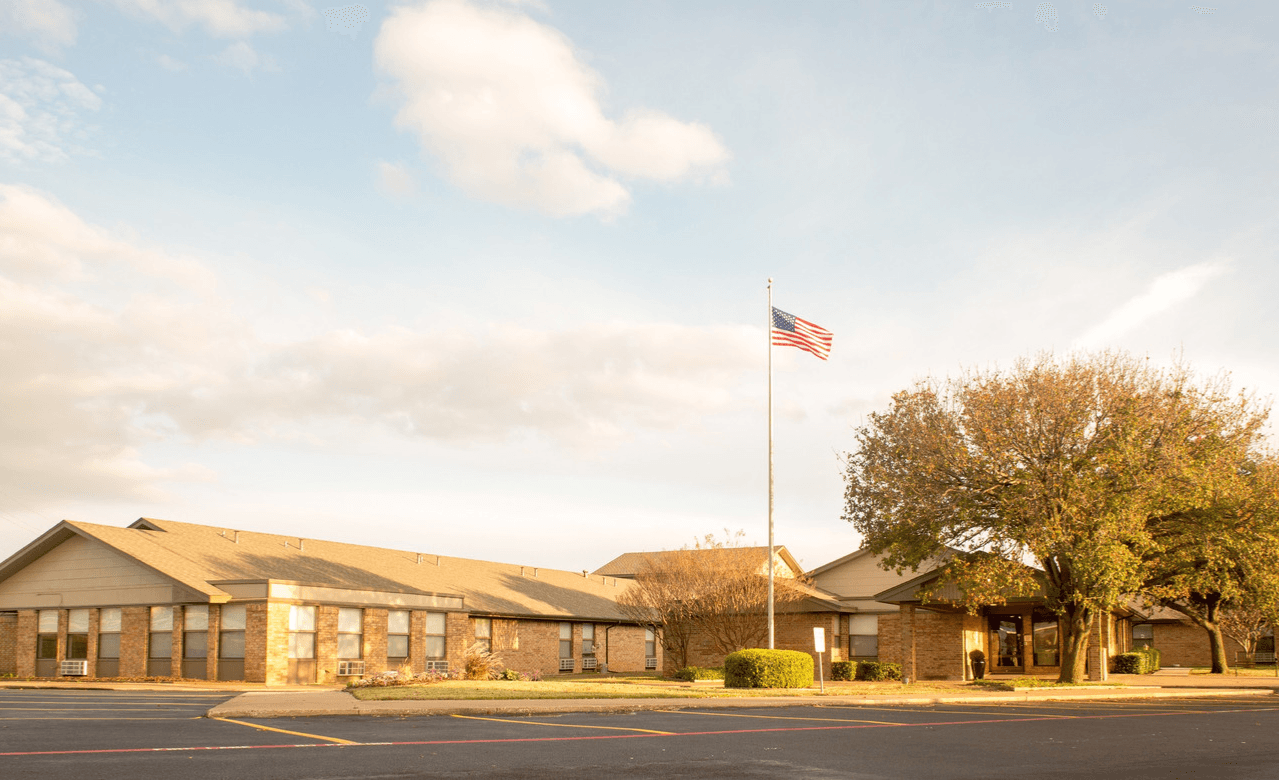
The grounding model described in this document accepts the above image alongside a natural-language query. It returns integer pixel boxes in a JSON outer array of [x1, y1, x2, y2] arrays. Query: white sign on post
[[813, 627, 825, 652]]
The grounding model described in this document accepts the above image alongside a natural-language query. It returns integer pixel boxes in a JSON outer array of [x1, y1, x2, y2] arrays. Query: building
[[0, 518, 658, 683]]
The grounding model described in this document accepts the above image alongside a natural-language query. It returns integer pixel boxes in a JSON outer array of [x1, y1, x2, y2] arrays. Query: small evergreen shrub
[[1112, 653, 1144, 674], [1138, 646, 1161, 672], [854, 661, 902, 682], [831, 661, 856, 681], [724, 649, 814, 689], [672, 666, 725, 682]]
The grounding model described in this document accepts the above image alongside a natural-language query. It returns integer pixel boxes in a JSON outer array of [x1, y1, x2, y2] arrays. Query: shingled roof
[[593, 546, 804, 579], [0, 518, 636, 622]]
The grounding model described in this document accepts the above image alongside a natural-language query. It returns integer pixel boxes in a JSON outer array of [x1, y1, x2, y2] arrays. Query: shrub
[[463, 642, 502, 680], [1112, 652, 1144, 674], [724, 649, 814, 689], [854, 661, 902, 682], [968, 649, 985, 662], [500, 668, 522, 681], [831, 661, 856, 681], [672, 666, 725, 682], [1139, 646, 1161, 672]]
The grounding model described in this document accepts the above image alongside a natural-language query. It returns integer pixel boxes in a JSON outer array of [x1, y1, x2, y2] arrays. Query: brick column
[[54, 610, 67, 676], [207, 605, 221, 681], [445, 612, 470, 674], [316, 606, 338, 684], [264, 602, 291, 685], [15, 610, 36, 678], [1087, 611, 1109, 681], [1022, 610, 1033, 673], [170, 605, 184, 678], [120, 607, 148, 677], [409, 611, 426, 674], [364, 608, 388, 674], [86, 609, 99, 678], [901, 605, 917, 683]]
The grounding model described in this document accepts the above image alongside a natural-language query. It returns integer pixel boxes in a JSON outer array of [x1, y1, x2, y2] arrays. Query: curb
[[205, 686, 1274, 719]]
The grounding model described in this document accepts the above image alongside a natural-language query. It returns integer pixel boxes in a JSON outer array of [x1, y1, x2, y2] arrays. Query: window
[[338, 608, 363, 659], [645, 628, 656, 660], [98, 608, 122, 660], [581, 624, 595, 656], [989, 616, 1023, 667], [183, 606, 209, 659], [150, 607, 173, 659], [560, 622, 572, 656], [387, 610, 410, 660], [473, 617, 492, 653], [36, 609, 58, 660], [848, 615, 878, 659], [1132, 623, 1154, 650], [1032, 611, 1059, 666], [66, 609, 89, 660], [219, 605, 246, 660], [288, 605, 316, 659], [424, 613, 446, 659]]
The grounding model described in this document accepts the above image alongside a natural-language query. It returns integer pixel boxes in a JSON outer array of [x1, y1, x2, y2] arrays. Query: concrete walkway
[[205, 678, 1279, 719]]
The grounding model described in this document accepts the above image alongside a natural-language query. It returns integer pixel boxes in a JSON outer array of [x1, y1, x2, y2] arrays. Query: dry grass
[[1191, 667, 1279, 677], [347, 676, 959, 701]]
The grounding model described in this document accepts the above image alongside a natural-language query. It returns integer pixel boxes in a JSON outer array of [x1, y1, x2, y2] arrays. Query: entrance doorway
[[989, 616, 1023, 670]]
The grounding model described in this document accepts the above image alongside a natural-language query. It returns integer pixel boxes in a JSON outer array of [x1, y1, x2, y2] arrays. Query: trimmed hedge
[[1113, 647, 1163, 674], [672, 666, 724, 682], [854, 661, 902, 682], [831, 661, 856, 681], [724, 649, 814, 689]]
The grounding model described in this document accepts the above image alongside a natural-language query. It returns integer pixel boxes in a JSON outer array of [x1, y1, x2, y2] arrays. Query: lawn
[[969, 677, 1122, 690], [347, 675, 961, 701], [1190, 667, 1279, 677]]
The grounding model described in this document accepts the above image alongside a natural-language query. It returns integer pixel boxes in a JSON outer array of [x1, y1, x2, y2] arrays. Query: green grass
[[969, 677, 1122, 690], [1190, 666, 1279, 677], [347, 677, 959, 701]]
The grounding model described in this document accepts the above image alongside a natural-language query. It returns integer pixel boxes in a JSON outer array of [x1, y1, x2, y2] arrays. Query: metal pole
[[767, 278, 775, 650]]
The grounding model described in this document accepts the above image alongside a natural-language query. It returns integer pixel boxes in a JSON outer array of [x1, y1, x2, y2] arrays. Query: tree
[[615, 532, 810, 667], [1140, 458, 1279, 672], [1218, 598, 1275, 659], [842, 351, 1273, 683]]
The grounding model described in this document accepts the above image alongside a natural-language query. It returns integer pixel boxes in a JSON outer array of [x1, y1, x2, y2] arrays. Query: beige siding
[[0, 536, 181, 609], [810, 553, 941, 600]]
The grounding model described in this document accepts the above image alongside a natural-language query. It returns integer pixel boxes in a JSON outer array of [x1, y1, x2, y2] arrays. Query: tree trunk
[[1058, 604, 1092, 684], [1167, 597, 1229, 674]]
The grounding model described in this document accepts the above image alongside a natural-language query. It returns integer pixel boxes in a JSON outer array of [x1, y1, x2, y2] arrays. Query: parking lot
[[3, 690, 1279, 778]]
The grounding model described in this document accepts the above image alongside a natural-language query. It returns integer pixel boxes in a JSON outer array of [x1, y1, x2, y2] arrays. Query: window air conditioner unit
[[559, 658, 575, 672], [61, 660, 88, 676], [581, 657, 597, 671], [337, 660, 365, 676], [426, 660, 449, 672], [645, 657, 658, 670]]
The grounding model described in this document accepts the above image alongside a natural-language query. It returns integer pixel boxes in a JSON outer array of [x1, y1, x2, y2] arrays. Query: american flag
[[771, 307, 833, 360]]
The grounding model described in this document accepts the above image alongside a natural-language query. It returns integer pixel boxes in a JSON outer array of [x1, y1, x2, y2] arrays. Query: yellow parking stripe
[[210, 717, 359, 745], [449, 714, 673, 735], [674, 710, 903, 725]]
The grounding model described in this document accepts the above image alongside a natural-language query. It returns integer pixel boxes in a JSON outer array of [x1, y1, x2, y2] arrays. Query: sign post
[[813, 627, 826, 693]]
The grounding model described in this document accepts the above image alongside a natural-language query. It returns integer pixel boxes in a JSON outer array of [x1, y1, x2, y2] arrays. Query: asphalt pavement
[[4, 691, 1279, 779]]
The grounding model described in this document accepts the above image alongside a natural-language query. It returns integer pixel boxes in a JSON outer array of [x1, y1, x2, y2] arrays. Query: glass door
[[988, 616, 1023, 669]]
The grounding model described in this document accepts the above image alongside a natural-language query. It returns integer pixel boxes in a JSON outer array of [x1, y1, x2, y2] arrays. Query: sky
[[1, 0, 1276, 574]]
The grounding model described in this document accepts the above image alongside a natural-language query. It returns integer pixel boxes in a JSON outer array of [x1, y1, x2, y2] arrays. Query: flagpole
[[767, 277, 775, 650]]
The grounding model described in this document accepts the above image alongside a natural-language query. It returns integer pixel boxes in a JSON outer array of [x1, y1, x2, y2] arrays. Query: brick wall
[[604, 625, 653, 673], [364, 608, 388, 675], [1152, 622, 1245, 668], [316, 605, 339, 683], [445, 612, 470, 674], [0, 612, 16, 675], [490, 619, 558, 675], [15, 610, 35, 677], [119, 607, 147, 677], [881, 608, 968, 681]]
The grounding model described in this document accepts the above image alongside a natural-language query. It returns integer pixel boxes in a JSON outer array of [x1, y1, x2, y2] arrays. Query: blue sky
[[1, 0, 1275, 573]]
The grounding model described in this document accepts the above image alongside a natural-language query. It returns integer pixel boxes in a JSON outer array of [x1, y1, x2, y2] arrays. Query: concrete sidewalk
[[205, 681, 1278, 719]]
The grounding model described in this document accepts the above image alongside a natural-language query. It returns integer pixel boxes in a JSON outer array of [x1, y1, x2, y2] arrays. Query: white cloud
[[375, 160, 417, 198], [0, 0, 78, 52], [110, 0, 287, 37], [1074, 260, 1230, 349], [214, 41, 274, 74], [0, 58, 100, 163], [0, 184, 759, 509], [374, 0, 729, 218], [155, 54, 188, 71]]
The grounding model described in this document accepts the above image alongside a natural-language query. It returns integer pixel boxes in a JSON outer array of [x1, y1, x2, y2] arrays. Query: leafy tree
[[842, 352, 1272, 683]]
